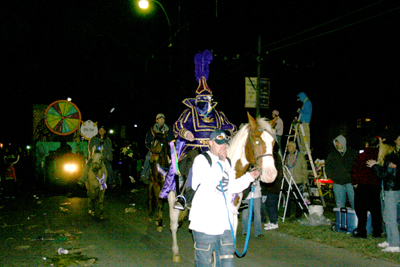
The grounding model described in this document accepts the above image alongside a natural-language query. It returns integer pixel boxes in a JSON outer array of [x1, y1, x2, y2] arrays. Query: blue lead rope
[[220, 180, 255, 257]]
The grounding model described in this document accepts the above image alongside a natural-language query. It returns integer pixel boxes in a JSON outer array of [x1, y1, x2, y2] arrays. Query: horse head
[[91, 149, 103, 174], [245, 112, 277, 183], [150, 133, 168, 164], [227, 112, 277, 183]]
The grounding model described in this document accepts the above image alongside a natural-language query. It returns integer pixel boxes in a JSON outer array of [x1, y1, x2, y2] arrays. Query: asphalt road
[[1, 183, 399, 267]]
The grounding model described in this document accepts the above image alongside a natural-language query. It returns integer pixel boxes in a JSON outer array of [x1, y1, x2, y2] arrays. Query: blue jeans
[[241, 197, 262, 237], [264, 193, 279, 224], [192, 230, 234, 267], [384, 191, 400, 247], [333, 183, 355, 209]]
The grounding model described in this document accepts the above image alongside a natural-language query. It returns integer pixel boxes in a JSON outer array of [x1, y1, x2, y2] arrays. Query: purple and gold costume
[[159, 50, 237, 198], [174, 96, 237, 162]]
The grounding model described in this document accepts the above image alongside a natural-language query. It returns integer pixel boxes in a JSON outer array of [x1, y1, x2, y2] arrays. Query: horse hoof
[[172, 255, 181, 263], [156, 226, 163, 232]]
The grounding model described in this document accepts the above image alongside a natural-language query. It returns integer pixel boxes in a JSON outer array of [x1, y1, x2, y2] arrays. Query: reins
[[220, 127, 274, 256]]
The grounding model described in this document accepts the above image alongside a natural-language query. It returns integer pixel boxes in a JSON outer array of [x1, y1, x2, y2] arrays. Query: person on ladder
[[296, 92, 312, 154], [285, 141, 309, 219]]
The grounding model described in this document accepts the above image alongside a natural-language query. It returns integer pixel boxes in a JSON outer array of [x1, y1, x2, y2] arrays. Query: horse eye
[[255, 141, 260, 145]]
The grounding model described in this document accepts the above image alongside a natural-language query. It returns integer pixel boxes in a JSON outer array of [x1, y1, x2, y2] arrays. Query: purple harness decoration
[[96, 172, 107, 190], [159, 140, 186, 198]]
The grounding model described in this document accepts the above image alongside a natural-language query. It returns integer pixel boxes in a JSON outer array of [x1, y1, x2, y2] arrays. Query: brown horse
[[148, 132, 169, 231], [167, 112, 278, 262], [86, 148, 108, 220]]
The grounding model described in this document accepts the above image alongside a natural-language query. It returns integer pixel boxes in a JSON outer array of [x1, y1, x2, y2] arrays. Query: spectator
[[325, 135, 358, 209], [3, 154, 20, 199], [351, 136, 382, 238], [261, 143, 283, 230], [367, 134, 400, 252], [272, 110, 284, 153], [296, 92, 312, 153], [285, 141, 308, 219], [241, 178, 263, 238], [189, 129, 260, 266]]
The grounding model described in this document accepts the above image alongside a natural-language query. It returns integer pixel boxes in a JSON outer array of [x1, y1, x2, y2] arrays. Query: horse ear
[[269, 116, 278, 127], [247, 112, 257, 129]]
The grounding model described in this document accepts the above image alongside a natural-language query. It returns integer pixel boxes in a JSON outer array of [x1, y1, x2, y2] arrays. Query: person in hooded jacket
[[351, 136, 382, 238], [296, 92, 312, 153], [325, 135, 358, 209]]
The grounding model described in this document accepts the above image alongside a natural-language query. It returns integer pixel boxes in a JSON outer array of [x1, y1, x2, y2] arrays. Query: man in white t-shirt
[[189, 129, 260, 266], [272, 110, 284, 154]]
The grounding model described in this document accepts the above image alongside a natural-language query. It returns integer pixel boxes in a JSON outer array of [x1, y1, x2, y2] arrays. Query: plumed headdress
[[194, 50, 213, 97]]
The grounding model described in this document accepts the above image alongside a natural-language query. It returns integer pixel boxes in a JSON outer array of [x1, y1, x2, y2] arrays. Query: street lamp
[[138, 0, 172, 47]]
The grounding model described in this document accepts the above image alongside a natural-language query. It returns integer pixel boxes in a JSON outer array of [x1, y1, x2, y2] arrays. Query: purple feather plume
[[194, 50, 213, 82]]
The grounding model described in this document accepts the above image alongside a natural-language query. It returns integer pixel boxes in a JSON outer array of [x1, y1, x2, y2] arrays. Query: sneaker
[[378, 241, 390, 248], [264, 223, 278, 230], [382, 246, 400, 253], [264, 222, 272, 227]]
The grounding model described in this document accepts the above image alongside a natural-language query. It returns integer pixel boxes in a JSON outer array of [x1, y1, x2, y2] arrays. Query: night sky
[[1, 0, 399, 158]]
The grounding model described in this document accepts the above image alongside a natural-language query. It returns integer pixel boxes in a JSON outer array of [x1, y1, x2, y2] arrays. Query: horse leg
[[156, 196, 164, 232], [168, 191, 181, 263], [98, 189, 105, 220], [87, 183, 95, 216], [154, 182, 164, 231], [148, 182, 154, 221]]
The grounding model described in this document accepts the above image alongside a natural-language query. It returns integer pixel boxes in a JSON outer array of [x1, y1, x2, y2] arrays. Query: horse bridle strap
[[248, 128, 274, 168]]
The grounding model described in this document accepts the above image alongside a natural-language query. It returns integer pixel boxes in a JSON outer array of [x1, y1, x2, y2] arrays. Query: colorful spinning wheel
[[45, 100, 82, 136]]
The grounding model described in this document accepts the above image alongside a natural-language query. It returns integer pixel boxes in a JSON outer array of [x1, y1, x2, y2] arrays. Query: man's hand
[[218, 147, 227, 161], [366, 159, 377, 168], [186, 132, 195, 142], [249, 170, 260, 179]]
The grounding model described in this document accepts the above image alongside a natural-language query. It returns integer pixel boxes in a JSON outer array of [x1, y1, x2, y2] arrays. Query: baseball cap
[[156, 113, 165, 119], [210, 129, 229, 145]]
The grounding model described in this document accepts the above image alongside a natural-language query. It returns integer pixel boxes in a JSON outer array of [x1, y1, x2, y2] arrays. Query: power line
[[215, 3, 400, 79]]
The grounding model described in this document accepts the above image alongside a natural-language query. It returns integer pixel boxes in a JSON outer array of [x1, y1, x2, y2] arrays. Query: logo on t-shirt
[[215, 170, 229, 193]]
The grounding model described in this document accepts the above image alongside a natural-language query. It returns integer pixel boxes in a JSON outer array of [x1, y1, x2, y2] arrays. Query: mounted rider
[[159, 50, 237, 202], [141, 113, 174, 184]]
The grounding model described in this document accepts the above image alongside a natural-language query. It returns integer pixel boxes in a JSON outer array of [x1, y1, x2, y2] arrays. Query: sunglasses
[[213, 134, 229, 141]]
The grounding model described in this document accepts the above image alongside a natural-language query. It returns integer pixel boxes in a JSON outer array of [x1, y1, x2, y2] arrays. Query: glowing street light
[[138, 0, 172, 47]]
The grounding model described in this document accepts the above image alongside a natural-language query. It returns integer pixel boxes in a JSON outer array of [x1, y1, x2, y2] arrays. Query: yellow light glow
[[139, 0, 149, 9], [365, 118, 371, 122], [64, 164, 77, 172]]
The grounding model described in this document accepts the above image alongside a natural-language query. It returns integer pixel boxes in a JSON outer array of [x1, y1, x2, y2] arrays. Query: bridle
[[150, 138, 167, 159], [247, 128, 274, 170], [91, 156, 103, 174]]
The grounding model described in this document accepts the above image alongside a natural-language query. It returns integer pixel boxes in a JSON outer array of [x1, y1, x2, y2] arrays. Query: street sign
[[245, 77, 270, 109]]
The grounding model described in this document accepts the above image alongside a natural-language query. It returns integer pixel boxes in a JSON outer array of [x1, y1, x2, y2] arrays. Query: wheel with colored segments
[[45, 100, 82, 136]]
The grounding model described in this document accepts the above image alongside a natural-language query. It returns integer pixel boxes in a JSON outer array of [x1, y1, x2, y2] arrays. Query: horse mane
[[227, 117, 274, 165]]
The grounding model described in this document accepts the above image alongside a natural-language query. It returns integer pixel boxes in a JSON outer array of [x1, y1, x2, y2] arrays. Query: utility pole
[[256, 35, 261, 118]]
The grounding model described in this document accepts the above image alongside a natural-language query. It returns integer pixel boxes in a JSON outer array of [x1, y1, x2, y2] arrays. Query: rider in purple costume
[[159, 50, 237, 199]]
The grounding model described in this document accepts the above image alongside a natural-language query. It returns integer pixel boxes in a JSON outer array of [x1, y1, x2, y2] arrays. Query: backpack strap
[[202, 151, 231, 168], [202, 152, 213, 167]]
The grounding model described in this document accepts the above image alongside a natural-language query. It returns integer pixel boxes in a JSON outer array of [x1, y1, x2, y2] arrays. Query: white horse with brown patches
[[167, 112, 277, 262]]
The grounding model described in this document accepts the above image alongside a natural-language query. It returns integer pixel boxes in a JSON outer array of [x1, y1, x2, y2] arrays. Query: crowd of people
[[2, 50, 400, 267], [323, 132, 400, 253]]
